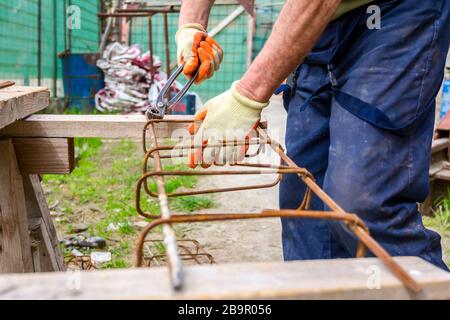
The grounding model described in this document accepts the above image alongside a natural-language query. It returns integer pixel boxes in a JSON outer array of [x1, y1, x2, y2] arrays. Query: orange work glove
[[175, 23, 223, 84]]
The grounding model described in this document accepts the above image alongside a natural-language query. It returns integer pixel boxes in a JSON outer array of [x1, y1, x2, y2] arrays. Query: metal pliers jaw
[[146, 64, 199, 120]]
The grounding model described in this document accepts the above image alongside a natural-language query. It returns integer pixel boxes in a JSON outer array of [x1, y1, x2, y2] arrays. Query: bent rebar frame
[[135, 118, 422, 294]]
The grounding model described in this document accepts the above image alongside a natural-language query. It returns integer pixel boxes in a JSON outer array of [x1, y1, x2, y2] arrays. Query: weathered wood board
[[23, 175, 65, 271], [0, 139, 33, 273], [0, 114, 191, 139], [13, 138, 74, 174], [0, 257, 448, 300], [0, 86, 49, 130], [431, 137, 449, 153]]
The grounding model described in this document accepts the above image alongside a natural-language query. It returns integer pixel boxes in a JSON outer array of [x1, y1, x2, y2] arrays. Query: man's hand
[[176, 23, 223, 84], [187, 81, 268, 168]]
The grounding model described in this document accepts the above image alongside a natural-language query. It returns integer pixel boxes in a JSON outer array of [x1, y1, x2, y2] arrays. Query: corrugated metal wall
[[0, 0, 100, 96]]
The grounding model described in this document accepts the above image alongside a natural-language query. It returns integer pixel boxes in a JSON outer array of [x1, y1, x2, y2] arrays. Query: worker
[[176, 0, 450, 270]]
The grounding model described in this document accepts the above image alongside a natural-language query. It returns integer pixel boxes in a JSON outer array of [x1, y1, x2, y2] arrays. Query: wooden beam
[[0, 139, 34, 273], [0, 257, 449, 299], [432, 137, 449, 153], [0, 114, 191, 139], [23, 175, 65, 271], [13, 138, 74, 174], [0, 86, 49, 130]]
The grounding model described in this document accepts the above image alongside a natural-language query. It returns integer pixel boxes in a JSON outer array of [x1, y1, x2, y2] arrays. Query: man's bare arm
[[237, 0, 342, 102], [179, 0, 215, 28]]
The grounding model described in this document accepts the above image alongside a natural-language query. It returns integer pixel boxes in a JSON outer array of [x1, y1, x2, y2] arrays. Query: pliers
[[145, 64, 199, 119]]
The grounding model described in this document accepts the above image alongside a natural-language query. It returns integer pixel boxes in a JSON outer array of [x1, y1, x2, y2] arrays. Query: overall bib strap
[[299, 82, 333, 112], [333, 89, 434, 136]]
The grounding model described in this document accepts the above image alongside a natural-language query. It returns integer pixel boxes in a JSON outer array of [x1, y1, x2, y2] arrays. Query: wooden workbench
[[0, 85, 194, 275], [0, 257, 449, 299], [0, 85, 66, 273], [1, 85, 449, 300], [0, 85, 186, 274], [0, 86, 49, 129]]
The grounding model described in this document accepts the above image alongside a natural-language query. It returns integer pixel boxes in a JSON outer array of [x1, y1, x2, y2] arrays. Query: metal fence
[[128, 0, 281, 102], [0, 0, 100, 97], [0, 0, 281, 102]]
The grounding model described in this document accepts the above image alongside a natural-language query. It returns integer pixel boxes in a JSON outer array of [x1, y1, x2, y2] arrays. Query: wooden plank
[[0, 86, 49, 130], [28, 217, 43, 272], [0, 114, 191, 139], [28, 217, 58, 272], [430, 160, 446, 177], [13, 138, 74, 174], [435, 168, 450, 181], [23, 175, 65, 271], [431, 137, 449, 153], [0, 139, 33, 273], [0, 257, 449, 299]]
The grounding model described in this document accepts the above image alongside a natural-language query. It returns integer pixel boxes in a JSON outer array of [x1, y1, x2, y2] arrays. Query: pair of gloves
[[176, 24, 269, 168]]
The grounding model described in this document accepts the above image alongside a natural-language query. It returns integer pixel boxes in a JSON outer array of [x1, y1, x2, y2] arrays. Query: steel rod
[[0, 81, 15, 89], [148, 16, 154, 83], [37, 0, 42, 86], [135, 119, 423, 295], [135, 209, 367, 267], [163, 13, 171, 78], [146, 122, 183, 289]]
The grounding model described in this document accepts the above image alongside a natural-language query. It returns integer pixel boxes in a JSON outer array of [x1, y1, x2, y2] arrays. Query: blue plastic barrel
[[171, 93, 196, 115], [61, 53, 104, 112]]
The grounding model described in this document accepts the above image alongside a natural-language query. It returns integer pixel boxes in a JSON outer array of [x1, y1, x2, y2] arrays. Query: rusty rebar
[[135, 119, 423, 294], [145, 121, 183, 289], [143, 239, 215, 266], [0, 81, 15, 89], [163, 13, 171, 78]]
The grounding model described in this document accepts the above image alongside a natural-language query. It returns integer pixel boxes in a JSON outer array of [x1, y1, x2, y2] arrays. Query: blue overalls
[[279, 0, 450, 270]]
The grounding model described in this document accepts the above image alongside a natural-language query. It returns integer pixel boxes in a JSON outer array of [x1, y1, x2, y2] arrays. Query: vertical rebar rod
[[147, 122, 183, 289], [63, 0, 67, 52], [37, 0, 42, 86], [148, 15, 154, 83], [68, 0, 72, 52], [129, 19, 133, 46], [63, 0, 70, 107], [163, 13, 171, 78], [53, 0, 57, 97]]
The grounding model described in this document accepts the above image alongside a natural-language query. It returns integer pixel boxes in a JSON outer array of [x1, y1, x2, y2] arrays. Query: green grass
[[172, 196, 214, 212], [423, 191, 450, 266], [428, 193, 450, 232], [43, 138, 215, 269]]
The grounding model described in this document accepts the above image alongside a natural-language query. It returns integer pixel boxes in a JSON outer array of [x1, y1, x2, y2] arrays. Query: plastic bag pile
[[95, 42, 181, 113]]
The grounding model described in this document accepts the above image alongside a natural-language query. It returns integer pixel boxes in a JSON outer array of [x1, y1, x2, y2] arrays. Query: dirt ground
[[178, 97, 287, 264]]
